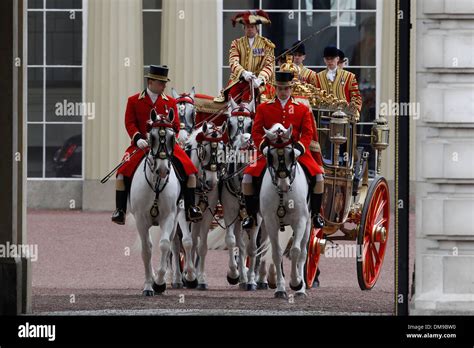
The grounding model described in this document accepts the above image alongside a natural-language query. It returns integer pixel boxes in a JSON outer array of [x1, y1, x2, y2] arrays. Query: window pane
[[301, 12, 337, 66], [339, 11, 375, 66], [261, 12, 298, 57], [46, 11, 82, 65], [301, 0, 333, 10], [28, 0, 43, 9], [28, 68, 43, 122], [28, 124, 43, 178], [45, 68, 82, 122], [356, 0, 376, 10], [143, 12, 162, 66], [46, 0, 82, 9], [45, 124, 82, 178], [261, 0, 297, 9], [143, 0, 162, 9], [222, 12, 248, 64], [223, 0, 259, 10], [28, 12, 43, 65], [345, 67, 376, 122]]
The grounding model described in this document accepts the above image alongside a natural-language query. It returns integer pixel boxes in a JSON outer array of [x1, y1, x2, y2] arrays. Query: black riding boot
[[111, 190, 128, 225], [310, 193, 325, 228], [242, 194, 258, 229], [184, 187, 202, 222]]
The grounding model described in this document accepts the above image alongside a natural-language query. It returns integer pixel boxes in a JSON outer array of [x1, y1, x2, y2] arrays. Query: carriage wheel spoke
[[370, 242, 380, 267]]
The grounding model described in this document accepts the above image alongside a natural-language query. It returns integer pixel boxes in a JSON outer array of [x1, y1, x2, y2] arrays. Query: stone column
[[161, 0, 220, 96], [83, 0, 144, 211], [411, 0, 474, 314], [0, 0, 30, 315]]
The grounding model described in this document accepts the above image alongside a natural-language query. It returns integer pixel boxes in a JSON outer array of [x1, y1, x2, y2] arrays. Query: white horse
[[188, 121, 227, 290], [129, 109, 180, 296], [221, 97, 269, 291], [167, 87, 199, 289], [260, 123, 311, 299]]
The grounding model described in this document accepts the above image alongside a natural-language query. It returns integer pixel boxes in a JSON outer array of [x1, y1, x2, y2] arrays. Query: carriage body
[[292, 81, 391, 291]]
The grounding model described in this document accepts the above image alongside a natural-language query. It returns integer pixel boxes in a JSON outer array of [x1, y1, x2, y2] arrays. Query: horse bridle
[[176, 93, 196, 134], [144, 119, 175, 193], [267, 140, 298, 188]]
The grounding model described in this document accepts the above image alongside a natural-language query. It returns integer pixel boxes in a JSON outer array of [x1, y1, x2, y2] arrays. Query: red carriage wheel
[[304, 227, 324, 289], [356, 176, 390, 290]]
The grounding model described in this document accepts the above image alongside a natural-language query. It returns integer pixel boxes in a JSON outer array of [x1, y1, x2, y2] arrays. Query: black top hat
[[145, 65, 170, 82], [323, 46, 339, 58], [273, 71, 294, 87], [337, 49, 345, 61], [291, 40, 305, 55]]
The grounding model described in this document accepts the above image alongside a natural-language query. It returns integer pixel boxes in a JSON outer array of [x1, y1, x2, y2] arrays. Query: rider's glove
[[241, 70, 254, 82], [252, 77, 263, 89]]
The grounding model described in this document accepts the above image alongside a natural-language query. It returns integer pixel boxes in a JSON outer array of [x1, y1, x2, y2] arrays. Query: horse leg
[[289, 219, 306, 294], [225, 223, 240, 285], [235, 224, 248, 288], [180, 214, 198, 288], [154, 214, 178, 294], [268, 220, 286, 299], [196, 212, 213, 290], [256, 224, 269, 290], [170, 230, 183, 289], [137, 219, 154, 296], [295, 218, 311, 297], [245, 226, 259, 291]]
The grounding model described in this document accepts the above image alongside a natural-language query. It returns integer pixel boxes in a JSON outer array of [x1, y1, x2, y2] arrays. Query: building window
[[143, 0, 163, 76], [222, 0, 378, 172], [27, 0, 83, 179]]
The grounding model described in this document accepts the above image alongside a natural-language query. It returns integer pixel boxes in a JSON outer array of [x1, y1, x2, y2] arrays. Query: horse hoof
[[256, 282, 268, 290], [183, 278, 198, 289], [142, 290, 154, 297], [246, 283, 257, 291], [152, 282, 166, 294], [274, 291, 288, 299], [239, 282, 247, 290], [290, 280, 303, 291], [295, 292, 308, 298], [227, 274, 240, 285], [172, 283, 183, 289], [268, 282, 277, 289], [197, 283, 208, 290], [312, 279, 320, 288]]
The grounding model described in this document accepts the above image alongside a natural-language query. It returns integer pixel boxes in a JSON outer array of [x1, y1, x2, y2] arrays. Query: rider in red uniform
[[112, 65, 202, 224], [241, 71, 325, 229]]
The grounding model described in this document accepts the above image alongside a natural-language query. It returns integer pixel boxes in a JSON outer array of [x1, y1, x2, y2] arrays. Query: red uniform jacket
[[117, 89, 198, 178], [244, 97, 324, 177]]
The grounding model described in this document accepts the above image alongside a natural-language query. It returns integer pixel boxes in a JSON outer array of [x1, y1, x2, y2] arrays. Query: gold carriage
[[273, 59, 391, 290]]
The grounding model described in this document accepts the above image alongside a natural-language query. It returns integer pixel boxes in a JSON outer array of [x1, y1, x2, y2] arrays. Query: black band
[[133, 133, 144, 146], [294, 142, 305, 155]]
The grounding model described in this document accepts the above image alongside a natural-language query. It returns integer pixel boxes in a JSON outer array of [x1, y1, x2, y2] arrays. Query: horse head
[[194, 121, 227, 190], [148, 108, 176, 178], [172, 87, 196, 148], [263, 124, 297, 192]]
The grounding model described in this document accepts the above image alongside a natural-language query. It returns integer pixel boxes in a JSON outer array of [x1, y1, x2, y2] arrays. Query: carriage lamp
[[329, 109, 349, 145], [371, 116, 390, 174], [329, 109, 349, 167]]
